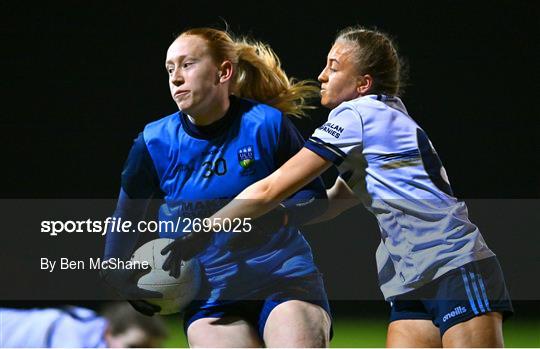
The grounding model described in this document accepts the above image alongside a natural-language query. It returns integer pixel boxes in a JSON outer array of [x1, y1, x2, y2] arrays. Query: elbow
[[258, 180, 279, 206], [240, 178, 279, 207]]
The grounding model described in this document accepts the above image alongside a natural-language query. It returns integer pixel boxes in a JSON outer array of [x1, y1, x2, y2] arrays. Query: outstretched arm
[[210, 147, 333, 223], [103, 133, 162, 260], [261, 115, 329, 227], [100, 133, 163, 316], [103, 188, 150, 260], [211, 105, 366, 229]]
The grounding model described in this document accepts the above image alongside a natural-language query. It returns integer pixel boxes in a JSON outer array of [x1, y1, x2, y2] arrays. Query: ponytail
[[233, 40, 319, 118], [179, 28, 319, 118]]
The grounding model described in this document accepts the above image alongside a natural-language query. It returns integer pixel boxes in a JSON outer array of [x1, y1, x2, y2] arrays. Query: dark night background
[[2, 0, 539, 318]]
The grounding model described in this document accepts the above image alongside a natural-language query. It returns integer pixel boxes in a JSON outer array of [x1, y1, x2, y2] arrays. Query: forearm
[[210, 148, 332, 226], [103, 189, 149, 260], [103, 225, 141, 261], [306, 177, 360, 225], [305, 197, 358, 224], [213, 177, 285, 222]]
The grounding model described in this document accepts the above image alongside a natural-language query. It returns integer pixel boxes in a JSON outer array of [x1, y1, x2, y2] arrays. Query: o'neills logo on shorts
[[442, 306, 467, 322]]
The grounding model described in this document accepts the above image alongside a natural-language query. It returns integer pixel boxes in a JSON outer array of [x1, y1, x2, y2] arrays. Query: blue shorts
[[183, 273, 332, 339], [389, 256, 513, 335]]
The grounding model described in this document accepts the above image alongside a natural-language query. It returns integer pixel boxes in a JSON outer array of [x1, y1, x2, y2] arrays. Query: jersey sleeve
[[274, 115, 306, 167], [120, 133, 163, 199], [103, 188, 148, 260], [104, 133, 162, 260], [305, 106, 363, 165]]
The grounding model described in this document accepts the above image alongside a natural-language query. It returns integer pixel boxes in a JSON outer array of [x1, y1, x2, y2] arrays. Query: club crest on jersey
[[238, 146, 255, 168]]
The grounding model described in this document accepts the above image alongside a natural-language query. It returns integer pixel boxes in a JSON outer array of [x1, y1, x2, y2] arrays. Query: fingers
[[132, 265, 153, 279], [162, 254, 172, 271], [161, 241, 182, 277], [124, 283, 163, 299], [160, 242, 174, 255], [170, 261, 181, 278], [162, 255, 181, 278], [135, 287, 163, 299], [129, 300, 161, 316]]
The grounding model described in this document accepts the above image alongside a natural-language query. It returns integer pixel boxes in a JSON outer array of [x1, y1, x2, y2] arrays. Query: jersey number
[[202, 158, 227, 178]]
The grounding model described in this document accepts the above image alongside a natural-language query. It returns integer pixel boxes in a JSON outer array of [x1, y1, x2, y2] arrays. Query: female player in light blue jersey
[[207, 26, 513, 347], [0, 303, 168, 348], [101, 28, 332, 347]]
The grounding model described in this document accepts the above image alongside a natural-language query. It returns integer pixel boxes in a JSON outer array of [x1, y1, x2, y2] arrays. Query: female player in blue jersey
[[205, 26, 513, 347], [100, 28, 332, 347]]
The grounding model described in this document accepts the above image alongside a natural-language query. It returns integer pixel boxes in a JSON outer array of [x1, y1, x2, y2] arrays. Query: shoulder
[[143, 111, 181, 140], [335, 95, 387, 117], [325, 99, 364, 129], [332, 95, 412, 126], [140, 111, 182, 151], [236, 97, 283, 127]]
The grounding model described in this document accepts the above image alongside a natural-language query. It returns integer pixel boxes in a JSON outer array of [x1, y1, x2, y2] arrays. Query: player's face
[[318, 41, 362, 109], [165, 35, 223, 118]]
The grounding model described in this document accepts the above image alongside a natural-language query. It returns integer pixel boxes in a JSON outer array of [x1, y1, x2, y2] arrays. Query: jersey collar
[[180, 95, 240, 139]]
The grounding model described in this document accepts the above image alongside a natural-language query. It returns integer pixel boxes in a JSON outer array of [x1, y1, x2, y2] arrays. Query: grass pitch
[[162, 315, 540, 347]]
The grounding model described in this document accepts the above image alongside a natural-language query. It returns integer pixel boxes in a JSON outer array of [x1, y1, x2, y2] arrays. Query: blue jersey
[[306, 94, 494, 299], [113, 96, 326, 301], [0, 307, 107, 348]]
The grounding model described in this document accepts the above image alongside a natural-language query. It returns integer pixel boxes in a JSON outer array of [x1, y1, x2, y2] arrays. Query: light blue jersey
[[0, 307, 107, 348], [305, 94, 494, 299]]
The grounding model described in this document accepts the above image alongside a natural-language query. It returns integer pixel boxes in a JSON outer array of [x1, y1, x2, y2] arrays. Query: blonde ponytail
[[179, 28, 319, 118], [233, 40, 319, 118]]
